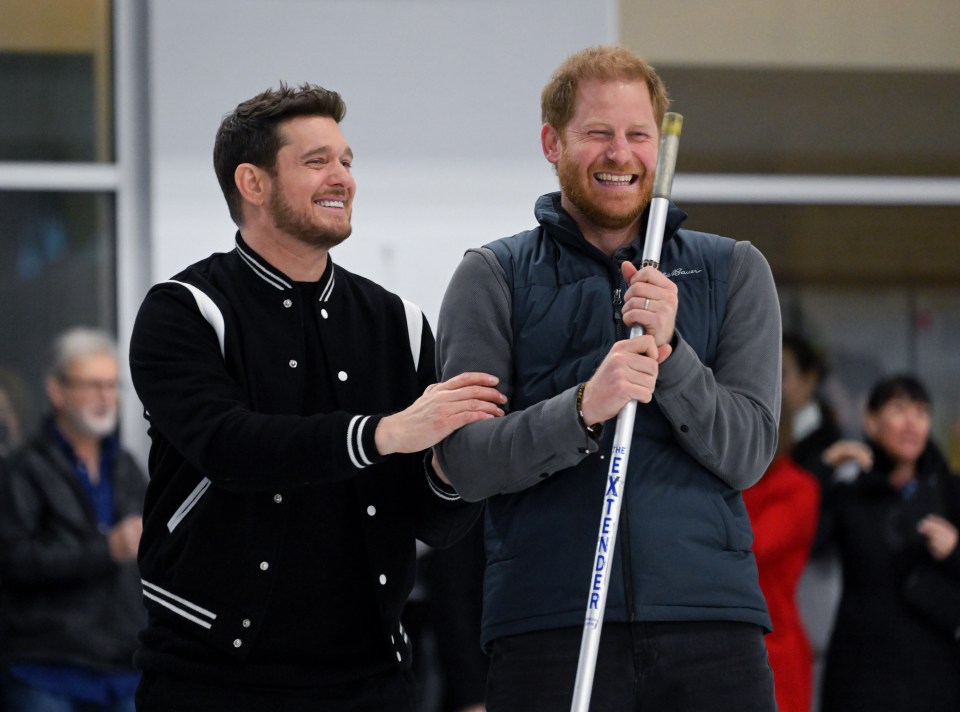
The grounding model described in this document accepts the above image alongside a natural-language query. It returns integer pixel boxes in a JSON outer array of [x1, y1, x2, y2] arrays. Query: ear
[[541, 123, 562, 165], [46, 375, 64, 410], [234, 163, 269, 208], [863, 412, 877, 439]]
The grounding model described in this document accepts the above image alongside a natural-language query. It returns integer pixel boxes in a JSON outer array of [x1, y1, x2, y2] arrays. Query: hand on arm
[[375, 372, 506, 456]]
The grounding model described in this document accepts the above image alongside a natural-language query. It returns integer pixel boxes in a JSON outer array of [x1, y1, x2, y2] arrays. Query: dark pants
[[135, 668, 417, 712], [485, 621, 776, 712]]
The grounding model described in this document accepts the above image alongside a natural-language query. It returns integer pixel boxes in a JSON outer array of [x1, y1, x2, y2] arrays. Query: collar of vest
[[534, 191, 688, 267]]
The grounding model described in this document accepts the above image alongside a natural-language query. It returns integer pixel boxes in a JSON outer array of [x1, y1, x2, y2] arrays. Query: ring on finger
[[643, 298, 651, 311]]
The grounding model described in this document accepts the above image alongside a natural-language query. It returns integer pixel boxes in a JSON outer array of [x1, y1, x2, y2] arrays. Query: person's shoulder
[[676, 228, 765, 258], [483, 225, 541, 253], [3, 430, 56, 476], [726, 239, 774, 284], [675, 226, 735, 243], [671, 228, 740, 259], [168, 248, 232, 286], [143, 250, 234, 307]]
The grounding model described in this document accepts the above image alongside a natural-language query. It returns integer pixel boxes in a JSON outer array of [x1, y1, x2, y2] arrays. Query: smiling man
[[435, 47, 782, 711], [128, 83, 505, 711]]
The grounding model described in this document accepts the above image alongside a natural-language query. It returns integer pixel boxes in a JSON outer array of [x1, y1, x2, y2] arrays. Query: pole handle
[[652, 113, 683, 200]]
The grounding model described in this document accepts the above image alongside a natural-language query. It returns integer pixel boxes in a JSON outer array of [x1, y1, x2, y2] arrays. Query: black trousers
[[485, 621, 776, 712], [135, 667, 416, 712]]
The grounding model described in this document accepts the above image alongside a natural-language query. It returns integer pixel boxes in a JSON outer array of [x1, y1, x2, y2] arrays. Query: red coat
[[743, 455, 820, 712]]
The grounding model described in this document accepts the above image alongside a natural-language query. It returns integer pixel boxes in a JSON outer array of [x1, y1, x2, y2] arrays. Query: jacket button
[[274, 494, 283, 503], [379, 574, 387, 585], [242, 619, 251, 628], [338, 371, 348, 381], [283, 299, 292, 308], [259, 561, 269, 571], [367, 505, 376, 516], [321, 308, 329, 319], [289, 360, 298, 368], [233, 639, 242, 648], [680, 424, 689, 432]]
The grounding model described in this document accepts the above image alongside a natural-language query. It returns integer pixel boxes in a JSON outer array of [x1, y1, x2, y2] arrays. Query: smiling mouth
[[315, 199, 345, 209], [594, 172, 637, 186]]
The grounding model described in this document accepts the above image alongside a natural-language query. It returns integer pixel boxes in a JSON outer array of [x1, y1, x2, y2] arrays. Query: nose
[[605, 133, 631, 164], [330, 162, 356, 194]]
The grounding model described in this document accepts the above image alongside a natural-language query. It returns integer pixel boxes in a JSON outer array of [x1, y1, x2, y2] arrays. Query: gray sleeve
[[653, 241, 782, 490], [435, 248, 595, 502]]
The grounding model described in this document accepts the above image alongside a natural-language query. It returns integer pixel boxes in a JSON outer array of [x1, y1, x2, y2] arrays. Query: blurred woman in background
[[820, 374, 960, 712]]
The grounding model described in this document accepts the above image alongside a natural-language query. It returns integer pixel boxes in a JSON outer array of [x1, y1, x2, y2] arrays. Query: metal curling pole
[[569, 112, 684, 712]]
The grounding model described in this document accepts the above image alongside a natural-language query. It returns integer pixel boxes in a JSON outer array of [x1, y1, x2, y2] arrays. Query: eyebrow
[[300, 145, 354, 161]]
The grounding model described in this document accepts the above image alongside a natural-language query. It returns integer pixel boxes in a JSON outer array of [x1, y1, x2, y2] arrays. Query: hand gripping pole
[[569, 112, 684, 712]]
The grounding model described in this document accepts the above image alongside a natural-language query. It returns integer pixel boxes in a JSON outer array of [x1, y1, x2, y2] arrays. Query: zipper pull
[[612, 287, 624, 337]]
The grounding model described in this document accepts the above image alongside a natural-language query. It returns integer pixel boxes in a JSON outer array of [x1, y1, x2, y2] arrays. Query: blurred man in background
[[0, 327, 146, 712]]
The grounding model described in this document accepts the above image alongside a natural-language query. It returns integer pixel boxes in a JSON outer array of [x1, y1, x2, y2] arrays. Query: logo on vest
[[665, 267, 702, 278]]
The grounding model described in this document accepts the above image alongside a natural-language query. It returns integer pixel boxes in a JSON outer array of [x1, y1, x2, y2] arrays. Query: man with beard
[[0, 327, 146, 711], [127, 83, 504, 711], [435, 46, 781, 711]]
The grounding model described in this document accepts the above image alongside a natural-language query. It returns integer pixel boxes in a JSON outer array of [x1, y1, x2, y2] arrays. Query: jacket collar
[[860, 438, 950, 493], [233, 231, 336, 301], [534, 191, 687, 266]]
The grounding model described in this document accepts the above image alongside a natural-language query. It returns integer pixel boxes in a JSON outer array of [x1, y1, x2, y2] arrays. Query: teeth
[[596, 173, 633, 184], [317, 200, 344, 208]]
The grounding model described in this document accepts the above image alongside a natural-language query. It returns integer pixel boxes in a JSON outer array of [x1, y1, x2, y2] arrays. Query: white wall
[[150, 0, 615, 324]]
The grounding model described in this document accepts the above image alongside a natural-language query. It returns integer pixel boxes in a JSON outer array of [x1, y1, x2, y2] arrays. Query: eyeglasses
[[59, 378, 121, 394]]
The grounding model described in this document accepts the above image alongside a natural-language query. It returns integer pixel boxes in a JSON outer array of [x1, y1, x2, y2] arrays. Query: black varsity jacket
[[129, 233, 480, 672]]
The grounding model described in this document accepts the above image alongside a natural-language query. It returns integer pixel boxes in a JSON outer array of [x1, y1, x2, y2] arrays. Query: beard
[[557, 152, 653, 231], [268, 180, 352, 250], [71, 404, 118, 438]]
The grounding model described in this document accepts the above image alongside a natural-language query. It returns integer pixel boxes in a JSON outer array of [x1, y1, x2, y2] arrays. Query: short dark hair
[[866, 373, 931, 412], [541, 46, 670, 135], [782, 332, 828, 382], [213, 82, 347, 225]]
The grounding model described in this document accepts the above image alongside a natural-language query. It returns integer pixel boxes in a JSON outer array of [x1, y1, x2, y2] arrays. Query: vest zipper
[[612, 287, 624, 340]]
